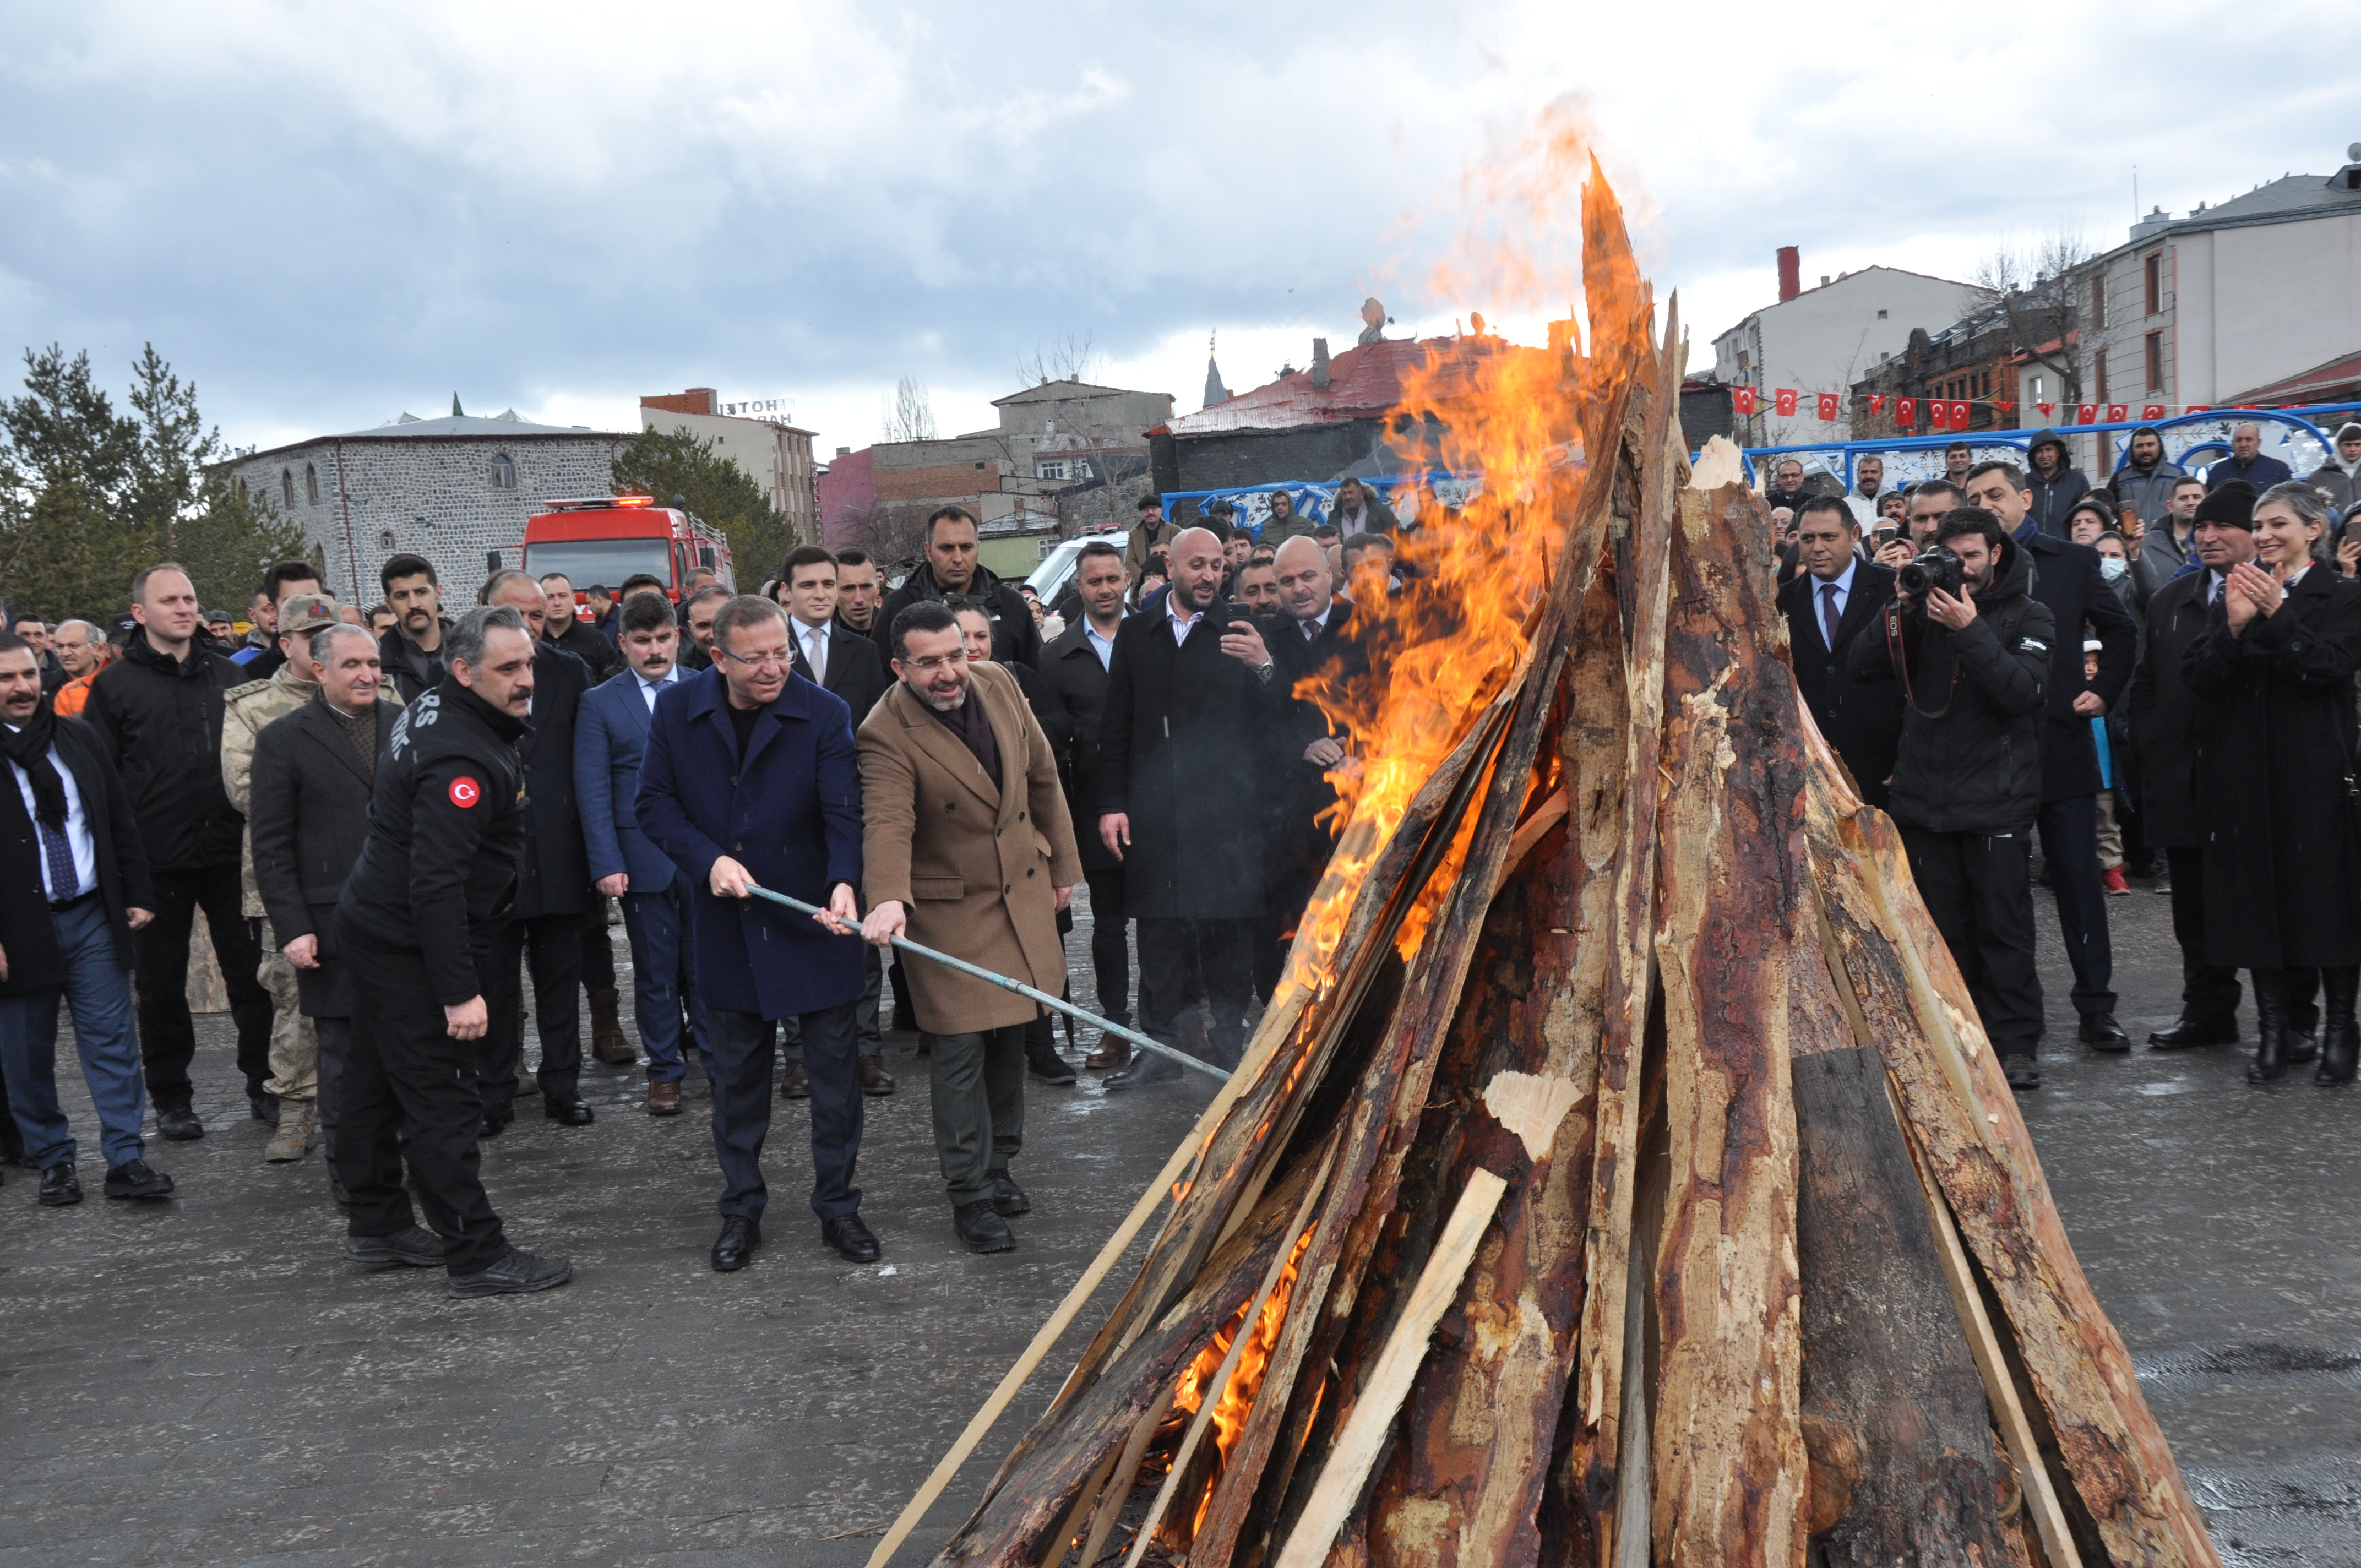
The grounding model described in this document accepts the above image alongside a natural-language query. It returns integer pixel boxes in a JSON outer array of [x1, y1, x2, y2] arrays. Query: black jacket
[[875, 561, 1042, 671], [2023, 429, 2093, 538], [0, 714, 153, 996], [1777, 562, 1905, 808], [335, 678, 530, 1005], [1264, 600, 1368, 884], [546, 618, 621, 683], [1096, 601, 1279, 919], [2182, 567, 2361, 969], [795, 619, 892, 729], [2126, 570, 2216, 847], [1848, 535, 2054, 834], [2014, 527, 2138, 800], [513, 643, 594, 920], [1032, 616, 1122, 873], [81, 635, 248, 872], [249, 694, 398, 1018], [378, 623, 451, 705]]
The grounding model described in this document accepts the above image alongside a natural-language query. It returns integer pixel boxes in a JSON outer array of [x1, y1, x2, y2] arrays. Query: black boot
[[2249, 967, 2291, 1084], [2316, 965, 2359, 1086]]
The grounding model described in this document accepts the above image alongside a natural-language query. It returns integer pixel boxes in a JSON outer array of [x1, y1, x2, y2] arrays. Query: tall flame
[[1280, 112, 1642, 995]]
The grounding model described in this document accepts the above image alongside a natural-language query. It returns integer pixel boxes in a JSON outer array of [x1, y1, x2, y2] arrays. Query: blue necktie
[[37, 814, 78, 901], [1821, 582, 1842, 649]]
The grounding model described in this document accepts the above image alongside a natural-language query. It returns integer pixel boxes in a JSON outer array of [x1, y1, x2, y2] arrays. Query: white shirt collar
[[1816, 557, 1858, 597]]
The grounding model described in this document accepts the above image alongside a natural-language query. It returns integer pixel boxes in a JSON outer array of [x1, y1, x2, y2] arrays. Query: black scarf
[[438, 674, 528, 744], [2, 695, 69, 827]]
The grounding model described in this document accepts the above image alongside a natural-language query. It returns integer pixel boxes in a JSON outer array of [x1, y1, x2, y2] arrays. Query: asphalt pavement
[[1, 883, 2354, 1566]]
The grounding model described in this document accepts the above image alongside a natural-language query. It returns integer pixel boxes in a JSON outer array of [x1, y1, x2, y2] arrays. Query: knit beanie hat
[[2193, 480, 2258, 530]]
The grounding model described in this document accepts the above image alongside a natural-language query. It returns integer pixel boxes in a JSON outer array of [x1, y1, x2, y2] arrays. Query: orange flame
[[1168, 1224, 1316, 1538]]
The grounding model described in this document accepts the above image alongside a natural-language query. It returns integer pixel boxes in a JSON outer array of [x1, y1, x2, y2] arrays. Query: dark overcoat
[[634, 665, 865, 1019], [0, 716, 153, 997], [248, 694, 398, 1018], [1777, 562, 1905, 808], [2016, 529, 2137, 801], [2182, 565, 2361, 968], [2125, 571, 2214, 848], [1094, 602, 1278, 921], [1032, 618, 1120, 873], [512, 642, 592, 920]]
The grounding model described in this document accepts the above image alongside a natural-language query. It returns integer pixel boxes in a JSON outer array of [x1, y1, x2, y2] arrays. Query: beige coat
[[857, 662, 1083, 1035], [222, 664, 320, 919]]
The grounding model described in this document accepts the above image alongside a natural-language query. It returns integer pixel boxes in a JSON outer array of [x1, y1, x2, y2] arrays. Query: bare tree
[[832, 500, 934, 576], [882, 375, 938, 443], [1967, 226, 2094, 408], [1016, 331, 1102, 389]]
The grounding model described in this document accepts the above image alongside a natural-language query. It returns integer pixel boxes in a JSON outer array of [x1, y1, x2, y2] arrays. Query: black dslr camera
[[1897, 545, 1963, 600]]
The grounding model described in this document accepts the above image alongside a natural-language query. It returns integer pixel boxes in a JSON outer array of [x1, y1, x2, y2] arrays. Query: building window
[[1876, 309, 1888, 320], [1035, 459, 1070, 480], [2090, 276, 2107, 332], [489, 453, 516, 489], [304, 462, 320, 505], [281, 469, 295, 508], [2145, 331, 2165, 392], [379, 529, 396, 552], [2095, 354, 2110, 405], [2144, 253, 2162, 315]]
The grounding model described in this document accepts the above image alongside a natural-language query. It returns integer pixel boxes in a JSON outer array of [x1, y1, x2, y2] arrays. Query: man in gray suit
[[576, 590, 710, 1116]]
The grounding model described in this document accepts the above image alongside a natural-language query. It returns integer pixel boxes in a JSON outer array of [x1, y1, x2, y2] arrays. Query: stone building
[[638, 388, 820, 543], [231, 410, 632, 607]]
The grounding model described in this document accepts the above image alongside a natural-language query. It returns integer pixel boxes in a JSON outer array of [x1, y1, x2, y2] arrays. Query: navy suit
[[576, 667, 710, 1084], [635, 665, 866, 1223]]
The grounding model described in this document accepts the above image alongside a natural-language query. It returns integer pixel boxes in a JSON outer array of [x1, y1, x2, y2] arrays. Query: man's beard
[[1174, 576, 1218, 612], [915, 673, 967, 712]]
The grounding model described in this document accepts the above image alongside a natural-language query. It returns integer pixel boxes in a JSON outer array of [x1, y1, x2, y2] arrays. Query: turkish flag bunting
[[2106, 404, 2128, 423], [1993, 400, 2016, 414], [1896, 397, 1916, 426], [1950, 400, 1972, 428], [2038, 402, 2055, 416], [2076, 404, 2098, 424], [1868, 394, 1886, 416], [1929, 401, 1951, 431], [1732, 386, 1757, 415], [2141, 404, 2166, 421], [2186, 405, 2210, 414], [1775, 388, 1799, 417], [1816, 393, 1840, 421]]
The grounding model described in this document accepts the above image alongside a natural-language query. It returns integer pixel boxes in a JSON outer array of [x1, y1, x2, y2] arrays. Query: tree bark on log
[[1801, 739, 2222, 1568]]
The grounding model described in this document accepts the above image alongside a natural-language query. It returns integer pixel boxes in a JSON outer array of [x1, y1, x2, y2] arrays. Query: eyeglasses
[[901, 652, 968, 674], [716, 646, 791, 671]]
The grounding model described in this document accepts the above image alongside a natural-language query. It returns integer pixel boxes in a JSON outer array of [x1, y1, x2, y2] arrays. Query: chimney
[[835, 446, 851, 458], [1310, 337, 1331, 390], [1777, 246, 1800, 302]]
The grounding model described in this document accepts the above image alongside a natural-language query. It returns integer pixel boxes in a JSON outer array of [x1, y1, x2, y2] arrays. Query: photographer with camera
[[1848, 507, 2055, 1089]]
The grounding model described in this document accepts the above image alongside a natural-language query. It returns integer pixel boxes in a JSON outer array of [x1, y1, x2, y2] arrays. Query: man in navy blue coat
[[576, 590, 710, 1117], [635, 595, 877, 1272]]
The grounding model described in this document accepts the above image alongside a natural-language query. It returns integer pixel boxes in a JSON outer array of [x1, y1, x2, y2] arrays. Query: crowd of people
[[0, 498, 1371, 1294], [1776, 417, 2361, 1091], [8, 416, 2354, 1291]]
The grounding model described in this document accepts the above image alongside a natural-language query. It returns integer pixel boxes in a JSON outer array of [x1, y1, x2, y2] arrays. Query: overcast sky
[[2, 1, 2348, 462]]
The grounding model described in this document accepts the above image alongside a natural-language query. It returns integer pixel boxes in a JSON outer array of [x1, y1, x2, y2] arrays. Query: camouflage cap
[[278, 592, 341, 635]]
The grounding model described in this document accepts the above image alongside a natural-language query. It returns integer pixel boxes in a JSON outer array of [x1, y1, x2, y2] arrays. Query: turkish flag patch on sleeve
[[449, 776, 482, 809]]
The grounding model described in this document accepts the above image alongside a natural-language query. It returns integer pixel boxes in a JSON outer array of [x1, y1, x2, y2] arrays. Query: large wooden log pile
[[880, 168, 2222, 1568]]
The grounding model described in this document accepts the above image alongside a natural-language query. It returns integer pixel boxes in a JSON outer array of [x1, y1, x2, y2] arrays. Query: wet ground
[[1, 883, 2354, 1565]]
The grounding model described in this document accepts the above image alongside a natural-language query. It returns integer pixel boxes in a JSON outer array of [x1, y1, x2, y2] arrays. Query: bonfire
[[869, 158, 2221, 1568]]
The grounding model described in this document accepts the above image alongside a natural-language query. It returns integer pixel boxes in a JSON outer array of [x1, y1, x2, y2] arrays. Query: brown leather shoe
[[1084, 1035, 1130, 1071], [780, 1059, 812, 1100], [647, 1079, 683, 1117], [589, 988, 637, 1064]]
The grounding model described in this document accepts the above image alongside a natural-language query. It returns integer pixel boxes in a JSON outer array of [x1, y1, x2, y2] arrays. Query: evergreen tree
[[0, 342, 307, 623], [612, 428, 797, 587]]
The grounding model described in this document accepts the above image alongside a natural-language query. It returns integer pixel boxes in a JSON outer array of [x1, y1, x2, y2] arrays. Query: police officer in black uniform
[[331, 605, 572, 1298]]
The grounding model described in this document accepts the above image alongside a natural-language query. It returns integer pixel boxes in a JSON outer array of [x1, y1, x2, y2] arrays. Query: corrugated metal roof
[[330, 412, 613, 440]]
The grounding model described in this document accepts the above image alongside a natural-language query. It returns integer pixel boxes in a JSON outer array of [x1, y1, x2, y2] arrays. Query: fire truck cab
[[521, 497, 735, 618]]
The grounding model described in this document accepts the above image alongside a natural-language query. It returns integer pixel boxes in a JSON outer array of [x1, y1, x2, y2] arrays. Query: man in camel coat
[[858, 600, 1081, 1255]]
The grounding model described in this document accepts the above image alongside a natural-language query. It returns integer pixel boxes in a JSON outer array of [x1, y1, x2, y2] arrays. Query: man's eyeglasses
[[901, 651, 968, 674], [716, 646, 791, 671]]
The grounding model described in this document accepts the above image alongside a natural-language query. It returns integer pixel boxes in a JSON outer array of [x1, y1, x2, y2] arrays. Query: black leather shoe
[[448, 1246, 572, 1298], [38, 1162, 81, 1206], [2148, 1016, 2239, 1050], [250, 1091, 279, 1125], [991, 1173, 1030, 1218], [2250, 968, 2292, 1083], [2001, 1054, 2042, 1090], [478, 1114, 509, 1139], [1104, 1048, 1183, 1090], [2077, 1014, 2131, 1052], [543, 1098, 595, 1126], [857, 1057, 896, 1096], [953, 1199, 1016, 1254], [155, 1105, 205, 1141], [822, 1214, 882, 1263], [2290, 1031, 2320, 1065], [102, 1159, 174, 1200], [344, 1226, 444, 1269], [711, 1216, 761, 1272], [1025, 1041, 1077, 1084], [779, 1060, 812, 1100]]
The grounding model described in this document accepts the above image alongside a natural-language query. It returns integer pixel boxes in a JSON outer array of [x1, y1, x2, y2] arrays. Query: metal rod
[[738, 883, 1231, 1083]]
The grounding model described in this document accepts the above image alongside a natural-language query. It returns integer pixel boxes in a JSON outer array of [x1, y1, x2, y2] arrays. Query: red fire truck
[[520, 497, 735, 618]]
